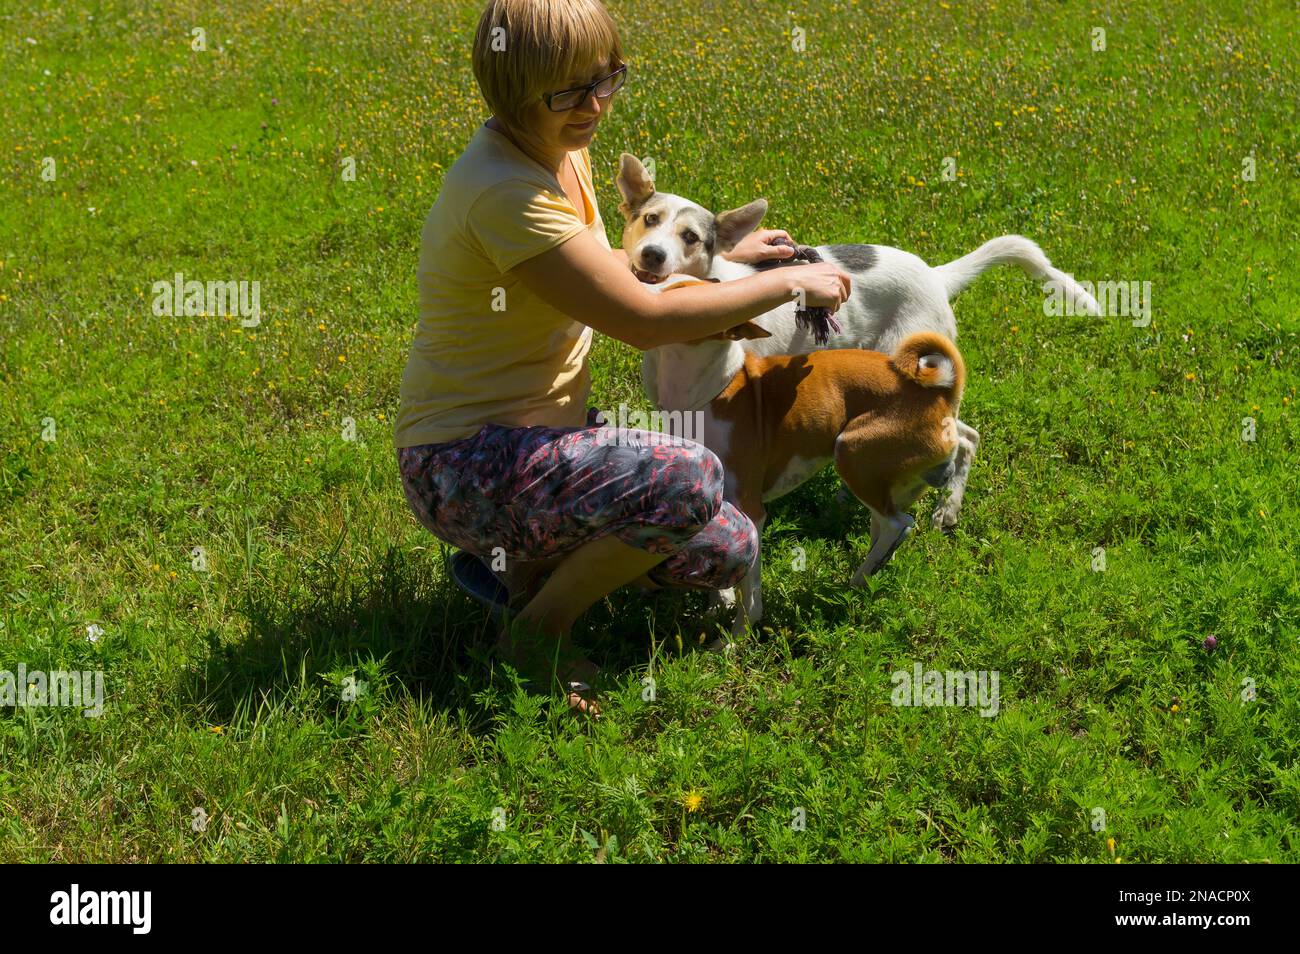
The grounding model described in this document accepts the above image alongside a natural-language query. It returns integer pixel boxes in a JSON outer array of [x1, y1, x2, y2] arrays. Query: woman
[[395, 0, 851, 714]]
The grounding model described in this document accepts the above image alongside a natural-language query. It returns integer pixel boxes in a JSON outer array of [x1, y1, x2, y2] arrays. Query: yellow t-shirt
[[394, 123, 612, 448]]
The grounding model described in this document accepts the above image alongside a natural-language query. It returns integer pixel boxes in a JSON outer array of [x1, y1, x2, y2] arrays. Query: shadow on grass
[[179, 540, 742, 733], [179, 468, 882, 731], [177, 541, 505, 731]]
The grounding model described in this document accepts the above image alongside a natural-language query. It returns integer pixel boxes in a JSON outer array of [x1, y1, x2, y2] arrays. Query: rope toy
[[748, 237, 842, 345]]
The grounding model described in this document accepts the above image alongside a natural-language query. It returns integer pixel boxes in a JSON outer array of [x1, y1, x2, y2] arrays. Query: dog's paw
[[930, 500, 961, 531], [703, 634, 736, 656], [706, 587, 738, 611]]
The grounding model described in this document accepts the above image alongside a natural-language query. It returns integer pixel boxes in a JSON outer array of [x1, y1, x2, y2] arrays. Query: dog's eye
[[682, 230, 698, 245], [643, 213, 659, 227]]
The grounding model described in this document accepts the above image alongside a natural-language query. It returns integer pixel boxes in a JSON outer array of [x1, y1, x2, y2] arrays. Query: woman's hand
[[722, 228, 799, 265], [781, 263, 852, 312]]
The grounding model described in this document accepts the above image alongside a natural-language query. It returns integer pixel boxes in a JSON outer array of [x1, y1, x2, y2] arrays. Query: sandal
[[450, 550, 510, 624], [450, 550, 560, 624]]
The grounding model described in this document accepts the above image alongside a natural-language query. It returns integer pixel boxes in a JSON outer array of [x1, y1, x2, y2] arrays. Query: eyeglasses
[[543, 64, 628, 112]]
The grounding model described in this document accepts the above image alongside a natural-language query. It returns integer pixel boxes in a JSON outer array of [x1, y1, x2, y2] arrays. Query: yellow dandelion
[[683, 791, 703, 813]]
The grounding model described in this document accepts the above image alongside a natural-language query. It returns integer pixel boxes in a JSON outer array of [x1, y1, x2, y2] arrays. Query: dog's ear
[[616, 153, 655, 217], [721, 320, 773, 341], [714, 199, 768, 252]]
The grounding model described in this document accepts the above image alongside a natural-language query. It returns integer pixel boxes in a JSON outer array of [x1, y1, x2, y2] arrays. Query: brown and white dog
[[650, 278, 966, 634]]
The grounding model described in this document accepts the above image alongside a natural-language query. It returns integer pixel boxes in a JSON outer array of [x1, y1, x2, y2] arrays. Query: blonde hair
[[472, 0, 624, 155]]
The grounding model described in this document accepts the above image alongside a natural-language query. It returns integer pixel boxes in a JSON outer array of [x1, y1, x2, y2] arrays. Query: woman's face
[[525, 61, 618, 154]]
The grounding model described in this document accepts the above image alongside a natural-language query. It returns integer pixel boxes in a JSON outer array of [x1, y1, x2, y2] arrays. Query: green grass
[[1, 0, 1297, 862]]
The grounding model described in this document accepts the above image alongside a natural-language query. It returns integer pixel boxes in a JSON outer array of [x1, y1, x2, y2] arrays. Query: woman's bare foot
[[493, 622, 601, 716]]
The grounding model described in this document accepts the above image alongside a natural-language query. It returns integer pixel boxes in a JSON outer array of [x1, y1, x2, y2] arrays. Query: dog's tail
[[891, 331, 965, 398], [933, 235, 1100, 316]]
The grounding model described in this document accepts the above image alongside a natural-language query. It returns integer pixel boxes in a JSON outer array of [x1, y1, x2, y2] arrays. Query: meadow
[[1, 0, 1296, 862]]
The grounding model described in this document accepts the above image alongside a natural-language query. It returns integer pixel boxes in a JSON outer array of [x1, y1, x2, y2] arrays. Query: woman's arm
[[512, 230, 850, 351]]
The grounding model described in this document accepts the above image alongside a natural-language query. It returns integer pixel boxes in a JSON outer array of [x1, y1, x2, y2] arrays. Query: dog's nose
[[639, 246, 666, 268]]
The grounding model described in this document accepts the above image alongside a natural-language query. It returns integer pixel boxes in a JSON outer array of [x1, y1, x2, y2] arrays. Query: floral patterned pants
[[396, 413, 757, 590]]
